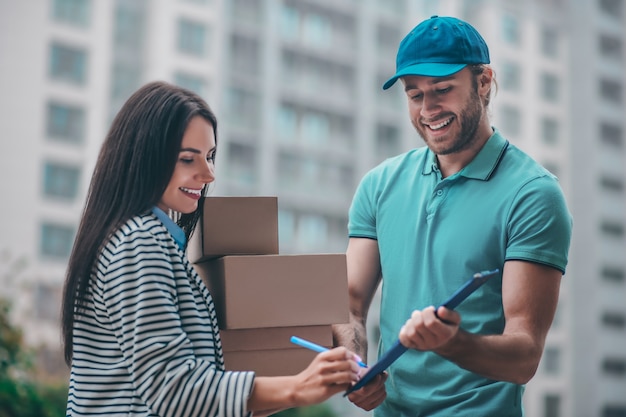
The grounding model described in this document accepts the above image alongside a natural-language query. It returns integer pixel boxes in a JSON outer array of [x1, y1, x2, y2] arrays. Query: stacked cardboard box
[[189, 197, 349, 376]]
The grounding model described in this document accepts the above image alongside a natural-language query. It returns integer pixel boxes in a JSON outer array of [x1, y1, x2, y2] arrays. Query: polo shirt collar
[[422, 128, 508, 181], [151, 206, 187, 250]]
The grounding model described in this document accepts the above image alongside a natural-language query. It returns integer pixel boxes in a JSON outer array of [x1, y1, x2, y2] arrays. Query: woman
[[61, 81, 360, 417]]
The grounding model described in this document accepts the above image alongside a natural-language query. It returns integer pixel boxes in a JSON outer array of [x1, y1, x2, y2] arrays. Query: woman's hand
[[247, 346, 361, 414], [290, 346, 362, 407]]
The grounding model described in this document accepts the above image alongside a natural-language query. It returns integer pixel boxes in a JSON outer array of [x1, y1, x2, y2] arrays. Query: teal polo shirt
[[348, 129, 572, 416]]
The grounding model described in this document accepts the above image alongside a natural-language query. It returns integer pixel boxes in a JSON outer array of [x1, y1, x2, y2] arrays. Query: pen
[[290, 336, 368, 368]]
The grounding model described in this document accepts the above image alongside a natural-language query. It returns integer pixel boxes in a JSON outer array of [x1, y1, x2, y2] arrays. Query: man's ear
[[477, 66, 495, 105], [479, 67, 493, 90]]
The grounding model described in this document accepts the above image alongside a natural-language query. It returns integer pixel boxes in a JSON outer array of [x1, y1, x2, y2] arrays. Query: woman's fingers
[[292, 346, 364, 406], [314, 347, 361, 384]]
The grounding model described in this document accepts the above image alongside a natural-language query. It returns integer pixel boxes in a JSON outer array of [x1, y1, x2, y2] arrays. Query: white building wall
[[1, 0, 626, 416]]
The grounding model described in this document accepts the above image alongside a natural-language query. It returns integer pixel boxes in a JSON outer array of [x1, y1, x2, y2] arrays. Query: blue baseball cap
[[383, 16, 490, 90]]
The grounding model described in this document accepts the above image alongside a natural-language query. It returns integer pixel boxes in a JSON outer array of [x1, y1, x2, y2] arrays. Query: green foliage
[[0, 299, 24, 377], [0, 299, 67, 417], [0, 378, 66, 417], [272, 403, 337, 417]]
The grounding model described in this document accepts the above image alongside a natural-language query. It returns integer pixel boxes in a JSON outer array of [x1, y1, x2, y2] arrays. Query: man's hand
[[346, 371, 387, 411], [398, 306, 461, 351]]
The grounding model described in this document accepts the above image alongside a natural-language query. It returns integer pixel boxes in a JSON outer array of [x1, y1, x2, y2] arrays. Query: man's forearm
[[435, 329, 544, 385], [332, 316, 368, 360]]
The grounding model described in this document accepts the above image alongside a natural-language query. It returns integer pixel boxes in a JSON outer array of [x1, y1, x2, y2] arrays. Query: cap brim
[[382, 63, 468, 90]]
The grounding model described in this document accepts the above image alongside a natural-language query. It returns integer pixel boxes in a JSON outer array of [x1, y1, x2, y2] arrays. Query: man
[[333, 15, 572, 416]]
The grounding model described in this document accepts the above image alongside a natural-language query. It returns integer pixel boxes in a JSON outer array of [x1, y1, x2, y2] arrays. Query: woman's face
[[158, 116, 216, 214]]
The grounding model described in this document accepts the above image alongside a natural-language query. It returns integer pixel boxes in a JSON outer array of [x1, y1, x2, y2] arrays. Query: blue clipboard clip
[[344, 268, 499, 395]]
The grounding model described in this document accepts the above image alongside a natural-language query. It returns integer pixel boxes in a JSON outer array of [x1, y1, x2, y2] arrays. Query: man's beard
[[415, 88, 484, 156]]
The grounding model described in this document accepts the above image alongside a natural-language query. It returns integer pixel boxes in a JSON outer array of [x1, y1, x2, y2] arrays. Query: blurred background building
[[0, 0, 625, 416]]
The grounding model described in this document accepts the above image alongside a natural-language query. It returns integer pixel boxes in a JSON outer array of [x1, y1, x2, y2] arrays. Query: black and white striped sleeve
[[97, 220, 255, 417]]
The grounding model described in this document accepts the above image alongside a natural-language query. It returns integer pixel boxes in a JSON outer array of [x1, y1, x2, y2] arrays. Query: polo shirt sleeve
[[505, 174, 573, 274], [348, 169, 379, 239], [99, 221, 254, 417]]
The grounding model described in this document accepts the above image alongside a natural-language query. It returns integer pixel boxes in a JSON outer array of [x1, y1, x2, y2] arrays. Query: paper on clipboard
[[344, 268, 500, 395]]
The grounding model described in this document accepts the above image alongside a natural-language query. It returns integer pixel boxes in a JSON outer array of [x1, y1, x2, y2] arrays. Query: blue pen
[[290, 336, 368, 368]]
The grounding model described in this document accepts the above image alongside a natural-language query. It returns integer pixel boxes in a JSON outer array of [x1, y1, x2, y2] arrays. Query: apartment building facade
[[0, 0, 624, 416]]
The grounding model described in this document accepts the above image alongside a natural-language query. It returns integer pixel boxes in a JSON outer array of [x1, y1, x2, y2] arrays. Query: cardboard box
[[223, 348, 318, 376], [187, 196, 279, 263], [219, 324, 334, 376], [219, 325, 332, 352], [194, 254, 349, 329]]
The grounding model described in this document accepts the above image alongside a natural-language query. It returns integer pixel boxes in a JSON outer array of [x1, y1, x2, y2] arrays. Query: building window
[[336, 116, 355, 150], [544, 394, 561, 417], [502, 14, 520, 46], [43, 161, 81, 199], [296, 56, 333, 94], [376, 24, 403, 58], [602, 358, 626, 377], [230, 34, 260, 74], [226, 142, 256, 185], [600, 78, 623, 104], [600, 220, 625, 238], [331, 164, 354, 194], [542, 347, 561, 375], [551, 303, 562, 328], [500, 61, 522, 92], [602, 405, 626, 417], [301, 112, 330, 145], [232, 0, 263, 26], [277, 105, 297, 143], [541, 117, 559, 145], [600, 122, 624, 148], [174, 72, 207, 98], [280, 5, 300, 41], [541, 27, 559, 58], [112, 64, 142, 101], [500, 105, 522, 137], [600, 34, 623, 62], [602, 311, 626, 330], [378, 0, 406, 16], [602, 266, 625, 283], [40, 222, 75, 259], [301, 157, 320, 184], [46, 102, 85, 143], [52, 0, 91, 27], [49, 42, 87, 85], [225, 88, 260, 129], [460, 0, 483, 24], [541, 72, 559, 102], [277, 152, 300, 188], [299, 213, 328, 250], [302, 12, 331, 48], [278, 209, 296, 248], [600, 175, 624, 193], [177, 19, 207, 57], [376, 124, 401, 160], [542, 162, 560, 177], [113, 2, 145, 48], [34, 283, 62, 321], [599, 0, 624, 17]]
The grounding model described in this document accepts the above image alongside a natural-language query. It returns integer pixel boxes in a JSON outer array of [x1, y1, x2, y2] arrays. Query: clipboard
[[344, 268, 500, 395]]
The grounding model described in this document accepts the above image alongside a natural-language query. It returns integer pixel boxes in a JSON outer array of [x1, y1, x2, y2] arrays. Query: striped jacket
[[67, 212, 255, 416]]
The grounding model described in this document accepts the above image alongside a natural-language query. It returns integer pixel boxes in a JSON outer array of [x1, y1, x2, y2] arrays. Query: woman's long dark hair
[[61, 81, 217, 365]]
